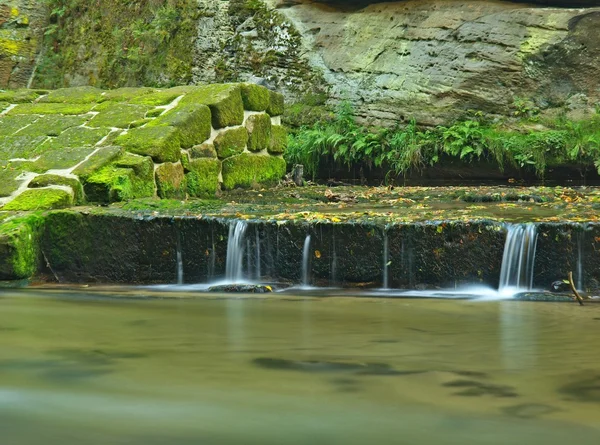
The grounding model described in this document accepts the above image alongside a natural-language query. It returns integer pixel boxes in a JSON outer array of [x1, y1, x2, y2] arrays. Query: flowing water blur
[[1, 289, 600, 444]]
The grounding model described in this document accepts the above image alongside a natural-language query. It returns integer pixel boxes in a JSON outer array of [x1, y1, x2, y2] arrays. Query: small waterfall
[[302, 234, 312, 287], [499, 224, 538, 293], [382, 228, 390, 289], [226, 220, 248, 283], [255, 228, 261, 280], [176, 235, 184, 285]]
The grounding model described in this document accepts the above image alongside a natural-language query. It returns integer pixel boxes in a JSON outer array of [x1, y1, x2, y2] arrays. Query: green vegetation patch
[[155, 162, 186, 199], [246, 113, 272, 152], [3, 188, 73, 211], [221, 153, 286, 190], [38, 127, 110, 152], [267, 91, 285, 117], [0, 89, 45, 104], [147, 103, 211, 148], [115, 126, 181, 163], [0, 102, 9, 113], [214, 127, 248, 159], [0, 135, 47, 160], [129, 89, 183, 106], [28, 175, 85, 205], [241, 83, 270, 112], [0, 115, 40, 137], [8, 103, 96, 116], [31, 146, 98, 172], [269, 125, 287, 155], [186, 158, 221, 198], [102, 87, 156, 102], [180, 84, 244, 129], [40, 86, 105, 104], [16, 115, 89, 137], [72, 146, 123, 180], [146, 108, 165, 118], [88, 103, 150, 129], [0, 215, 44, 280], [0, 166, 25, 197], [190, 143, 217, 159]]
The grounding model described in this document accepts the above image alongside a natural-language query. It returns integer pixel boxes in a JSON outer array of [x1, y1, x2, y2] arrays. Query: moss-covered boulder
[[214, 127, 248, 159], [241, 84, 270, 112], [180, 84, 244, 129], [246, 113, 272, 152], [2, 188, 73, 211], [115, 126, 181, 163], [186, 158, 221, 198], [8, 103, 96, 115], [190, 143, 217, 159], [88, 103, 150, 129], [17, 115, 89, 137], [221, 154, 286, 190], [147, 104, 211, 149], [156, 162, 186, 199], [267, 91, 285, 117], [269, 125, 288, 155], [28, 175, 85, 205], [0, 115, 39, 136], [0, 89, 45, 104], [72, 146, 124, 180], [0, 216, 43, 280]]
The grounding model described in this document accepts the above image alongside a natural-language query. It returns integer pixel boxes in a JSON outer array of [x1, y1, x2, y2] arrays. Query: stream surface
[[0, 289, 600, 444]]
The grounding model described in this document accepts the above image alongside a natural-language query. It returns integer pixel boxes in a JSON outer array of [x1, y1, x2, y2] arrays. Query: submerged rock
[[208, 284, 274, 293]]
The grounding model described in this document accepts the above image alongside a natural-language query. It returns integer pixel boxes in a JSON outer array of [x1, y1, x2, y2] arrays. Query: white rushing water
[[225, 221, 249, 283], [302, 235, 312, 287], [498, 224, 538, 295], [176, 233, 184, 286]]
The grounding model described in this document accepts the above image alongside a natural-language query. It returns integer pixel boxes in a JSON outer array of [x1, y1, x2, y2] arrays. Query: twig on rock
[[568, 271, 584, 306]]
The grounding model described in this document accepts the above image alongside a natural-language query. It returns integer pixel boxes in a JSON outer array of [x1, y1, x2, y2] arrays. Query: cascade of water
[[255, 228, 261, 280], [302, 234, 312, 287], [176, 231, 184, 285], [382, 228, 390, 289], [225, 221, 248, 283], [499, 224, 538, 293]]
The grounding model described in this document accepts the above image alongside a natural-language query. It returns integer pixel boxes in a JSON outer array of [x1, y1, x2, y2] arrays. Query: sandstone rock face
[[0, 0, 46, 88], [268, 0, 600, 125]]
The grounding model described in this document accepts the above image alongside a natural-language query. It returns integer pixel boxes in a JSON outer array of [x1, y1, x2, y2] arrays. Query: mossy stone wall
[[0, 83, 287, 211]]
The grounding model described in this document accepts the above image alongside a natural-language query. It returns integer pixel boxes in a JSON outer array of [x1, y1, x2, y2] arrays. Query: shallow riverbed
[[0, 289, 599, 444]]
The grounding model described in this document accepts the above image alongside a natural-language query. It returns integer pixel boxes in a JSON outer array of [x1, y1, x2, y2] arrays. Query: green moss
[[0, 135, 47, 160], [0, 115, 40, 137], [146, 108, 165, 118], [214, 127, 248, 159], [155, 162, 186, 199], [0, 89, 43, 103], [88, 103, 150, 129], [39, 86, 105, 104], [16, 115, 90, 137], [180, 84, 244, 129], [186, 158, 221, 198], [0, 102, 10, 113], [102, 87, 156, 102], [246, 113, 272, 152], [30, 146, 99, 172], [3, 188, 73, 211], [84, 158, 154, 203], [38, 127, 110, 151], [190, 143, 217, 159], [115, 126, 181, 163], [8, 103, 96, 115], [129, 89, 183, 106], [221, 153, 286, 190], [269, 125, 287, 154], [241, 83, 270, 111], [147, 104, 211, 148], [0, 214, 44, 280], [0, 166, 25, 197], [267, 90, 285, 117], [72, 146, 123, 180], [28, 175, 85, 205], [129, 119, 152, 128]]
